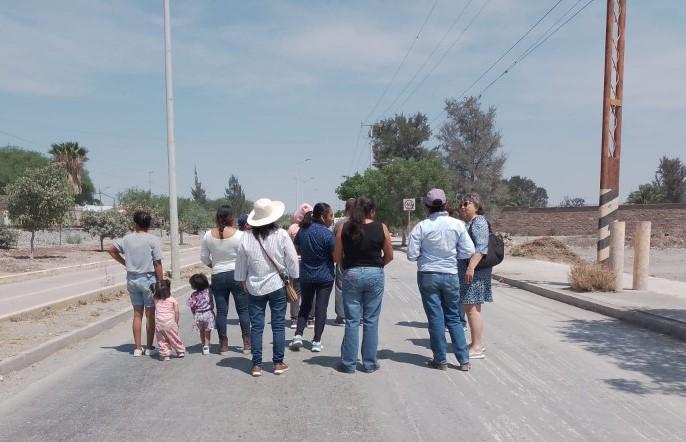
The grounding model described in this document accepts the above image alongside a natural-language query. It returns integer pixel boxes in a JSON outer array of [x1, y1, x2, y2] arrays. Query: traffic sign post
[[403, 198, 415, 247]]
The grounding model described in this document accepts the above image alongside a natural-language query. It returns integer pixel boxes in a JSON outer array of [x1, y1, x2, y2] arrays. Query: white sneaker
[[133, 348, 144, 357], [311, 341, 322, 352], [144, 346, 158, 356], [290, 335, 303, 350], [202, 346, 210, 355]]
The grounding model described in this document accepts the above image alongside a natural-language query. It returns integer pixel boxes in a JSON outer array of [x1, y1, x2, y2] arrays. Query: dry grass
[[510, 237, 581, 264], [569, 261, 616, 292]]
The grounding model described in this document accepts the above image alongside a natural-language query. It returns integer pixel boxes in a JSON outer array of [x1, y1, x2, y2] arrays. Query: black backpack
[[468, 218, 504, 270]]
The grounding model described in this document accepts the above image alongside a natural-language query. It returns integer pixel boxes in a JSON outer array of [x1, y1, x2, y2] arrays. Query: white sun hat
[[247, 198, 286, 227]]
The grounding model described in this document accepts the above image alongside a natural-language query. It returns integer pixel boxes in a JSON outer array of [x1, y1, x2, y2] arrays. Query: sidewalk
[[493, 257, 686, 341]]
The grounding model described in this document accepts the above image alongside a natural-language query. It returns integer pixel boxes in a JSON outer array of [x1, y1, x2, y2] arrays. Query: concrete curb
[[0, 246, 200, 286], [0, 282, 192, 375], [492, 274, 686, 342]]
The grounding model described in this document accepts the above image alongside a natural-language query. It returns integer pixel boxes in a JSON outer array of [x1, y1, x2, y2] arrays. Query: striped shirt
[[234, 228, 300, 296]]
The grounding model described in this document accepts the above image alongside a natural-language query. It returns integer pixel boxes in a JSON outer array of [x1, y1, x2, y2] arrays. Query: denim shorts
[[127, 272, 156, 308]]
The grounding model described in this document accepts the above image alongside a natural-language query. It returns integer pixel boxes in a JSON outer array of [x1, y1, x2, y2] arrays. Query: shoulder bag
[[468, 217, 505, 270], [256, 236, 300, 303]]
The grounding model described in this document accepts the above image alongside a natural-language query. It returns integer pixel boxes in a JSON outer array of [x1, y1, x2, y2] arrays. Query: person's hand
[[465, 266, 475, 284]]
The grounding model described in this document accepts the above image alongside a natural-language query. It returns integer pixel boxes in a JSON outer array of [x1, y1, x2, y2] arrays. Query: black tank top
[[342, 221, 385, 269]]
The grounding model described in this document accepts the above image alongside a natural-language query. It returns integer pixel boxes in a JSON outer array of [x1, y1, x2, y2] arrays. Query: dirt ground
[[0, 230, 201, 276], [0, 265, 206, 363], [508, 235, 686, 282]]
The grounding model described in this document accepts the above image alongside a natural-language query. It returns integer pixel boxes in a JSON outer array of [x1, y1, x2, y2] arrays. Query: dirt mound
[[510, 237, 581, 264]]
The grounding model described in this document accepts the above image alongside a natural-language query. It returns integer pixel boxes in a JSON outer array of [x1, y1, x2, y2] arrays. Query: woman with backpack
[[458, 193, 493, 360]]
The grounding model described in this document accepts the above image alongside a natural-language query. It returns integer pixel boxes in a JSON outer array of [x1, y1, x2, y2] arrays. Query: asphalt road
[[1, 255, 685, 441], [0, 248, 201, 317]]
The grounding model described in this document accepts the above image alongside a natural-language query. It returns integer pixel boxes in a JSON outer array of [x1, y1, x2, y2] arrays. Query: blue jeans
[[340, 267, 384, 371], [417, 272, 469, 365], [248, 287, 287, 367], [211, 271, 250, 338]]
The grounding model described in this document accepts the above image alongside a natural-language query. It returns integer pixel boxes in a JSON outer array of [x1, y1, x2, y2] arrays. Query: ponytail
[[215, 206, 234, 239], [299, 202, 331, 229]]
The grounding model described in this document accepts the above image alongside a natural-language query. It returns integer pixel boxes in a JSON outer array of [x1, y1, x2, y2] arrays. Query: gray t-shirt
[[113, 232, 163, 274]]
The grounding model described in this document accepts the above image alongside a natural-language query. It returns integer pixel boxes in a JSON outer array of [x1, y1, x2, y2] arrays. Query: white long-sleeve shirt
[[406, 212, 475, 274], [234, 228, 300, 296], [200, 230, 243, 274]]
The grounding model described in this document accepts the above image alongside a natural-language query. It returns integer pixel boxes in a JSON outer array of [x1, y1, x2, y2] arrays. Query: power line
[[394, 0, 492, 113], [428, 0, 567, 127], [363, 0, 439, 123], [347, 122, 364, 174], [0, 129, 39, 146], [376, 0, 476, 121]]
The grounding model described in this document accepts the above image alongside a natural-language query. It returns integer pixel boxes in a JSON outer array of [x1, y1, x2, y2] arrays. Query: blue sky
[[1, 0, 684, 212]]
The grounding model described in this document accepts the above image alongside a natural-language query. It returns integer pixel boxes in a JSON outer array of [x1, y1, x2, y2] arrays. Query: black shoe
[[337, 363, 355, 374], [426, 360, 448, 371], [456, 362, 471, 372], [362, 364, 380, 373]]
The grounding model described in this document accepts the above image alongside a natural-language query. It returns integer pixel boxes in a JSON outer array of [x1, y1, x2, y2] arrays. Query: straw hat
[[247, 198, 286, 227]]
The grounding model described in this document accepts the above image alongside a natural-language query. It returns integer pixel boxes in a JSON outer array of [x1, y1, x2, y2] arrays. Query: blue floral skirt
[[457, 260, 493, 304]]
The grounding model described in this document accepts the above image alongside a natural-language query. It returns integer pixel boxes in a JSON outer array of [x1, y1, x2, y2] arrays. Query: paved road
[[1, 255, 685, 441], [0, 248, 201, 317]]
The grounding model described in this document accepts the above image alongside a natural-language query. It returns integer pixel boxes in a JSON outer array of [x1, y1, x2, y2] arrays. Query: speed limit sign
[[403, 198, 415, 211]]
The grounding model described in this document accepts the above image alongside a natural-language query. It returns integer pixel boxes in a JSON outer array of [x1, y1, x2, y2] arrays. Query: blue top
[[294, 222, 335, 283], [467, 215, 489, 255], [407, 211, 475, 274]]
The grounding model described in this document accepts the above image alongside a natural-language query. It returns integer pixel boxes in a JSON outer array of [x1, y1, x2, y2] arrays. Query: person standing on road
[[200, 206, 251, 355], [287, 203, 315, 329], [332, 198, 356, 325], [152, 280, 185, 361], [334, 197, 394, 373], [235, 198, 299, 377], [290, 203, 335, 353], [458, 193, 493, 360], [407, 189, 474, 372], [108, 210, 164, 357]]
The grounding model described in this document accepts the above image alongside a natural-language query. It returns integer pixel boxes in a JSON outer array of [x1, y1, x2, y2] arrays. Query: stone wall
[[493, 204, 686, 239]]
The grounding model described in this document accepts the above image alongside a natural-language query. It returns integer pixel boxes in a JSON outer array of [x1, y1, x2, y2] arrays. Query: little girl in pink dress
[[153, 281, 185, 361], [187, 273, 215, 355]]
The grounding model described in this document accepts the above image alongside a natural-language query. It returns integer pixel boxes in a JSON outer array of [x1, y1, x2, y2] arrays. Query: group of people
[[108, 188, 493, 376]]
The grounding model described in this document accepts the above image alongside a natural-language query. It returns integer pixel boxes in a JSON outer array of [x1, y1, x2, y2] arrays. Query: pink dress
[[154, 297, 185, 357]]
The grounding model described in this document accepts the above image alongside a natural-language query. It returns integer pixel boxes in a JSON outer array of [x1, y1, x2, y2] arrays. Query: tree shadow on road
[[396, 321, 427, 328], [216, 356, 252, 374], [378, 349, 428, 368], [557, 318, 686, 396]]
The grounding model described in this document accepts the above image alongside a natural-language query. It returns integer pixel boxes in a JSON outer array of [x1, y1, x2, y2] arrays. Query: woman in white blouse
[[200, 206, 250, 355], [235, 198, 299, 377]]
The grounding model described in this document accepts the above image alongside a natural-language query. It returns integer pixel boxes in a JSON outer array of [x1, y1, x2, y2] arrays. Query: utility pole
[[597, 0, 627, 264], [361, 122, 374, 169], [163, 0, 180, 280]]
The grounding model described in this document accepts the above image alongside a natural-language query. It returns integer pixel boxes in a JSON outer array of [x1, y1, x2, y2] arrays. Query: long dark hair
[[252, 222, 278, 240], [300, 202, 331, 229], [215, 206, 234, 239], [344, 197, 375, 241]]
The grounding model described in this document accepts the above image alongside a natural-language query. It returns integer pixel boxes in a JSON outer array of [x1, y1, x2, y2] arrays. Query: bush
[[0, 224, 19, 249], [66, 233, 82, 245], [569, 261, 616, 292]]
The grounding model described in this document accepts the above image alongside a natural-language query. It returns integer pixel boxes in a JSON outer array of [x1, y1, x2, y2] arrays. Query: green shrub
[[66, 233, 82, 245], [0, 224, 19, 249]]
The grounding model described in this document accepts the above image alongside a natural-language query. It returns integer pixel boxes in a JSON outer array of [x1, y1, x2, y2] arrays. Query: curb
[[0, 282, 192, 376], [492, 274, 686, 342], [0, 246, 200, 286]]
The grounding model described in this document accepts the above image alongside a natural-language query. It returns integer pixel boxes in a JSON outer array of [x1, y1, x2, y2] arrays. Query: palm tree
[[49, 142, 89, 194]]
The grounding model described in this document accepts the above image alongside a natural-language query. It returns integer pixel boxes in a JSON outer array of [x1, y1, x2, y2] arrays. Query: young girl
[[153, 280, 185, 361], [187, 273, 215, 355]]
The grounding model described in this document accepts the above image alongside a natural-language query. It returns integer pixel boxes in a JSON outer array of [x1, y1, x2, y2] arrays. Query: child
[[187, 273, 215, 355], [152, 280, 185, 361]]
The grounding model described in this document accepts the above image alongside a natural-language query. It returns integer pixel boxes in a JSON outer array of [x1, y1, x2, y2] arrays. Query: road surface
[[0, 248, 201, 317], [1, 255, 685, 441]]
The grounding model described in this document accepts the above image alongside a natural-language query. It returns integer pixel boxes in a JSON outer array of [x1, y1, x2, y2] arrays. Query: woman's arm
[[333, 226, 344, 266], [200, 232, 212, 268], [174, 300, 179, 325], [381, 223, 394, 266], [465, 217, 488, 284], [282, 230, 300, 279]]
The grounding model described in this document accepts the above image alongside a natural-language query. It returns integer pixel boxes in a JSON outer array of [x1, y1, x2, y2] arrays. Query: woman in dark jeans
[[290, 202, 335, 353], [200, 206, 250, 355]]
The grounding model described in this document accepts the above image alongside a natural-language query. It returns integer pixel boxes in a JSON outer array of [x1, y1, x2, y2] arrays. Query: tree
[[626, 184, 662, 205], [371, 113, 431, 168], [337, 157, 454, 233], [178, 198, 212, 244], [653, 156, 686, 203], [75, 169, 98, 205], [190, 166, 207, 205], [0, 146, 50, 193], [559, 196, 586, 207], [437, 97, 507, 205], [81, 210, 130, 251], [118, 188, 165, 227], [49, 141, 89, 194], [225, 175, 246, 214], [502, 176, 548, 207], [6, 163, 75, 259]]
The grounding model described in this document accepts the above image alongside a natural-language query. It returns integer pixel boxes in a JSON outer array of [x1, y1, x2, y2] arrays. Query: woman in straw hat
[[235, 198, 299, 377]]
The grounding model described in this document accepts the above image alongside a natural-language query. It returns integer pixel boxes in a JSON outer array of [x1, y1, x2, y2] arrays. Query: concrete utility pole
[[597, 0, 627, 264], [163, 0, 180, 280]]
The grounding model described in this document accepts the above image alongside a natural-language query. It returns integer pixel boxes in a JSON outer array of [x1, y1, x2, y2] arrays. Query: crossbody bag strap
[[256, 236, 285, 274]]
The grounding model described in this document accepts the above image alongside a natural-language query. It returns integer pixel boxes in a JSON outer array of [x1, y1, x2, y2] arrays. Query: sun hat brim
[[247, 200, 286, 227]]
